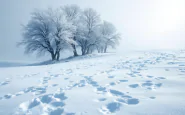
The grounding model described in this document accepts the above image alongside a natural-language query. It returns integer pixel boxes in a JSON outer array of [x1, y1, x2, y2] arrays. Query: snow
[[0, 50, 185, 115]]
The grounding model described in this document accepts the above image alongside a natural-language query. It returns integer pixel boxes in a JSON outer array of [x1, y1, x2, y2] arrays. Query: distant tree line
[[18, 5, 121, 61]]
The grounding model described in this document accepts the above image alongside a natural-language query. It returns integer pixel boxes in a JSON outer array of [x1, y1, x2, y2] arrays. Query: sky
[[0, 0, 185, 62]]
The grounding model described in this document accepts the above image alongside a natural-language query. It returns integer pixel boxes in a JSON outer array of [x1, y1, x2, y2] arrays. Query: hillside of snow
[[0, 51, 185, 115]]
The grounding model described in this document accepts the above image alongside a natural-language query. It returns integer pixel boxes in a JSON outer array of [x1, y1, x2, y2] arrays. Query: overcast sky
[[1, 0, 185, 62]]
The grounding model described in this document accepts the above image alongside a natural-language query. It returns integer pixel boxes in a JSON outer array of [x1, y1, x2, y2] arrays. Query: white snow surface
[[0, 50, 185, 115]]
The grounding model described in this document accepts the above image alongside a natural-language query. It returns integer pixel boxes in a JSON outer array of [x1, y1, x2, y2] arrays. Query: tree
[[18, 10, 56, 60], [49, 8, 76, 60], [77, 8, 101, 55], [19, 6, 121, 60], [98, 21, 121, 53], [19, 9, 75, 61], [62, 5, 81, 56]]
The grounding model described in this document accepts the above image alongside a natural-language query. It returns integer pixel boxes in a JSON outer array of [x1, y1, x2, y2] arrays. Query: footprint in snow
[[96, 86, 107, 92], [51, 84, 58, 87], [126, 98, 139, 105], [65, 112, 75, 115], [119, 80, 128, 82], [179, 64, 185, 67], [98, 98, 107, 102], [141, 81, 163, 90], [40, 77, 51, 84], [1, 91, 25, 100], [129, 84, 139, 88], [16, 92, 67, 114], [155, 83, 162, 87], [99, 102, 122, 114], [106, 102, 122, 113], [147, 75, 154, 78], [109, 82, 117, 86], [4, 94, 14, 99], [142, 81, 153, 87], [0, 81, 10, 86], [109, 89, 132, 98], [149, 96, 156, 99], [23, 86, 47, 95], [127, 73, 137, 77], [100, 98, 139, 114], [84, 76, 99, 87], [64, 78, 69, 80], [155, 77, 166, 80], [108, 76, 114, 78], [49, 108, 64, 115]]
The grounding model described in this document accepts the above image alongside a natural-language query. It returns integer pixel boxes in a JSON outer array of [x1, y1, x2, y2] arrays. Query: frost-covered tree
[[62, 5, 81, 56], [98, 21, 121, 53], [49, 8, 76, 60], [19, 5, 121, 60], [77, 8, 101, 55], [18, 10, 56, 60], [19, 9, 75, 61]]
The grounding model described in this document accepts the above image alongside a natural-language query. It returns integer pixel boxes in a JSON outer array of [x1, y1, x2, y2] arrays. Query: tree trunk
[[56, 51, 60, 61], [104, 45, 107, 53], [51, 52, 55, 61], [72, 44, 78, 56], [86, 47, 90, 54], [97, 47, 100, 53], [81, 47, 85, 55], [101, 47, 103, 53]]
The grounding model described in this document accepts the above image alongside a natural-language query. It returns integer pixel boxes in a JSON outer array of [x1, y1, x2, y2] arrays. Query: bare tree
[[18, 9, 75, 61], [99, 21, 121, 53], [49, 8, 76, 60], [18, 10, 57, 60], [62, 5, 81, 56], [77, 8, 101, 55]]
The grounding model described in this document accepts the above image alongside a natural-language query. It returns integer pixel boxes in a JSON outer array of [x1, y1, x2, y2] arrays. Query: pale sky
[[1, 0, 185, 61]]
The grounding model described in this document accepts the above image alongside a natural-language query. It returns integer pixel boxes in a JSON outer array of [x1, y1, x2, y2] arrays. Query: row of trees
[[19, 5, 121, 61]]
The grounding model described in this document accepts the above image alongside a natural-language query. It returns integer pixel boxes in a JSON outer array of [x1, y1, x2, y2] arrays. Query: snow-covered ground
[[0, 50, 185, 115]]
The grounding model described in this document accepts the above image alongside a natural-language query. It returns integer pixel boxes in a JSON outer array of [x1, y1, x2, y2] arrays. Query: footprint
[[149, 96, 156, 99], [116, 98, 125, 103], [15, 91, 24, 96], [142, 82, 153, 87], [156, 77, 166, 80], [84, 76, 99, 87], [28, 98, 41, 109], [109, 89, 125, 97], [108, 76, 114, 79], [119, 80, 128, 82], [155, 83, 162, 87], [40, 94, 53, 103], [52, 84, 58, 87], [64, 78, 69, 80], [51, 101, 65, 107], [126, 98, 139, 105], [129, 84, 139, 88], [0, 81, 10, 86], [16, 92, 67, 114], [54, 93, 67, 101], [165, 69, 170, 71], [106, 102, 122, 113], [49, 108, 64, 115], [98, 98, 107, 102], [97, 86, 107, 92], [66, 112, 75, 115], [34, 87, 47, 95], [147, 75, 154, 78], [127, 73, 136, 77], [109, 82, 117, 86], [4, 94, 13, 99]]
